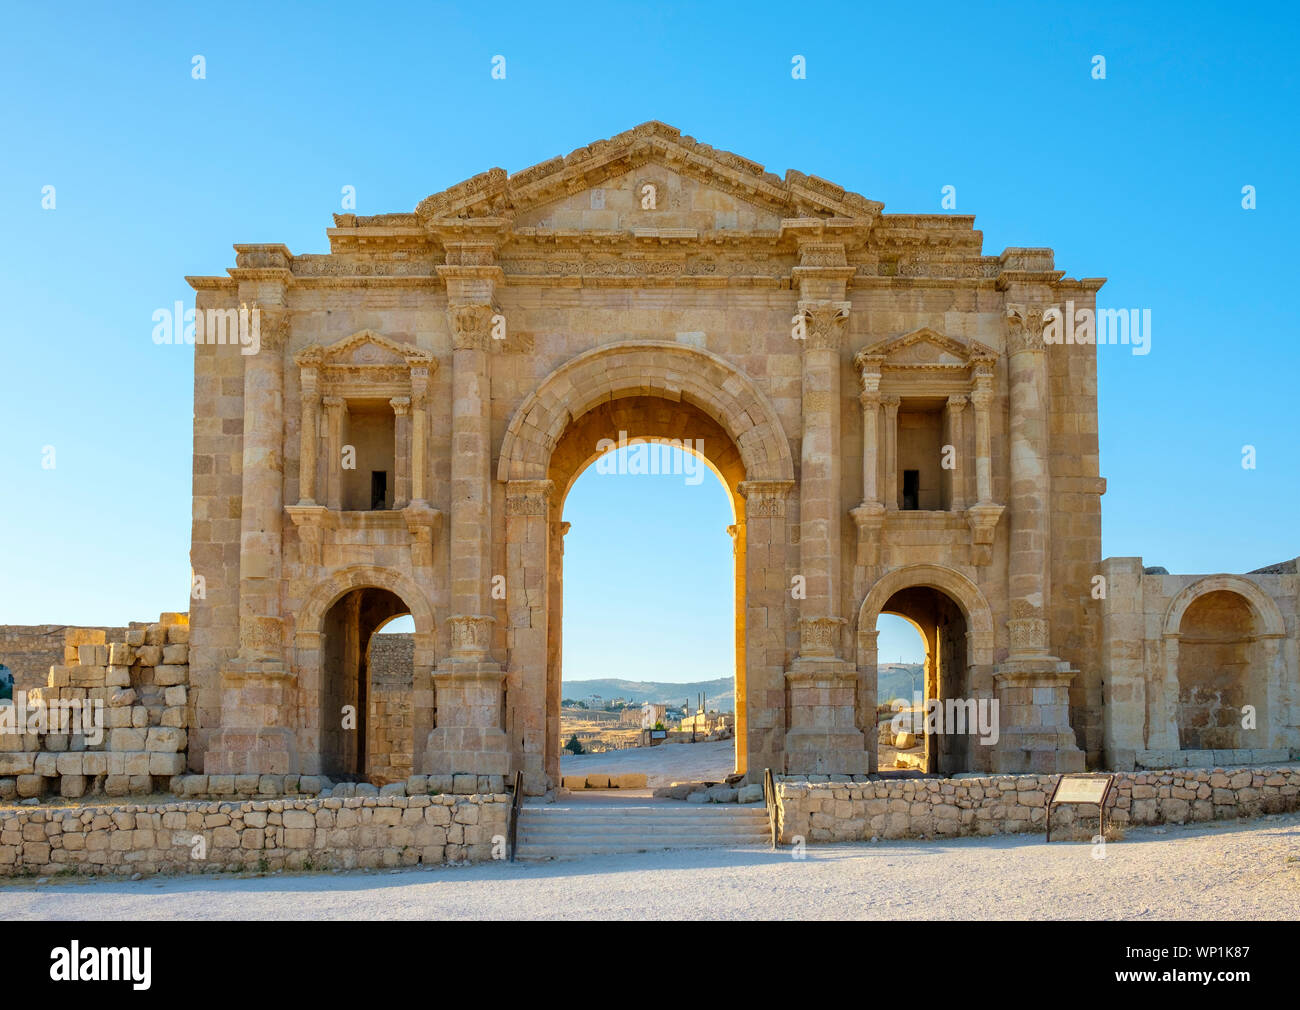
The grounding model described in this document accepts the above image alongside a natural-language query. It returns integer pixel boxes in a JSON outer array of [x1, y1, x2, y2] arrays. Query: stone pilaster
[[850, 351, 886, 567], [945, 394, 967, 511], [428, 246, 509, 779], [545, 520, 569, 789], [297, 365, 320, 506], [207, 300, 298, 776], [390, 397, 410, 509], [446, 303, 495, 619], [737, 479, 794, 776], [409, 366, 430, 505], [786, 310, 869, 772], [323, 396, 345, 511], [882, 396, 901, 511], [782, 240, 868, 774], [970, 379, 994, 505], [504, 479, 553, 794], [991, 304, 1083, 774], [795, 300, 850, 649]]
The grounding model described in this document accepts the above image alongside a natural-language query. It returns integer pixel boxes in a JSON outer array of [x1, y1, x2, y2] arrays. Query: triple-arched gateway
[[186, 122, 1299, 793]]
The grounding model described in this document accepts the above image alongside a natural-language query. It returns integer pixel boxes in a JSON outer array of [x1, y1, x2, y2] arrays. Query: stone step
[[514, 802, 772, 860]]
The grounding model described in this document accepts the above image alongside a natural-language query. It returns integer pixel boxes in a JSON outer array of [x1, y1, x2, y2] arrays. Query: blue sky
[[1, 1, 1295, 677]]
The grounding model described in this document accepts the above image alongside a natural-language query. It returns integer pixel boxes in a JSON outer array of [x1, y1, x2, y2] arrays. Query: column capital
[[1005, 304, 1051, 354], [737, 479, 794, 518], [447, 614, 495, 661], [505, 478, 554, 516], [389, 396, 411, 416], [946, 394, 968, 412], [797, 300, 851, 351], [449, 303, 497, 352], [881, 394, 901, 413], [969, 387, 994, 412], [322, 395, 346, 409]]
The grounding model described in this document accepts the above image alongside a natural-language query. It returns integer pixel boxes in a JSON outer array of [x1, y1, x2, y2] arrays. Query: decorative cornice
[[414, 121, 885, 225]]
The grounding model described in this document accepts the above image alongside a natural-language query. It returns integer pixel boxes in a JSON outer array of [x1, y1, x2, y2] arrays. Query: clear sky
[[1, 2, 1296, 678]]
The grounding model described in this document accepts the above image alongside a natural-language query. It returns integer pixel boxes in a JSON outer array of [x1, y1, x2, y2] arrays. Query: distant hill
[[878, 663, 924, 704], [563, 665, 925, 712], [563, 677, 734, 711]]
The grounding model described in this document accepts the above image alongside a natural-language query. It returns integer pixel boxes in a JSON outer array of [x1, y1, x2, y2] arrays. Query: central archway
[[499, 341, 795, 792]]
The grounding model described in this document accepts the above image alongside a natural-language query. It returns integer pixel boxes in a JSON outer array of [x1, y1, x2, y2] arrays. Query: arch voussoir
[[497, 340, 794, 484]]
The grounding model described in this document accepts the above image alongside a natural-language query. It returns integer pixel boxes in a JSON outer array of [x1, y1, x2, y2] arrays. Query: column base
[[203, 661, 299, 776], [425, 663, 510, 778], [989, 666, 1085, 774], [783, 657, 870, 775]]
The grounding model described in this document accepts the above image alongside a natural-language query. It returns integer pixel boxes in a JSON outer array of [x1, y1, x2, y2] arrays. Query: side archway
[[293, 566, 438, 776], [855, 565, 996, 773], [856, 564, 995, 666]]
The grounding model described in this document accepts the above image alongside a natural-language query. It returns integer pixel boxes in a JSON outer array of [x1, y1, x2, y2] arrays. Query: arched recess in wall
[[1160, 575, 1288, 751]]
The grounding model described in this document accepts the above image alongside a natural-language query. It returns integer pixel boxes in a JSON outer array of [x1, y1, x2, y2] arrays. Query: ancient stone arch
[[1154, 575, 1290, 752], [498, 341, 796, 788], [855, 564, 995, 667], [497, 340, 795, 486], [1161, 574, 1287, 639], [293, 565, 437, 775]]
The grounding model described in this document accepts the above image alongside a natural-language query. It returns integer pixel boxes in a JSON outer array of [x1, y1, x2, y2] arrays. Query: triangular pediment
[[296, 330, 432, 369], [860, 328, 996, 370], [414, 121, 884, 226]]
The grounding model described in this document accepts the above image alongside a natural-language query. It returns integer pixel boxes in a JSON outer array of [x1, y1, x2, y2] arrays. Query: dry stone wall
[[0, 792, 507, 876], [0, 614, 191, 800], [776, 766, 1300, 843], [0, 625, 128, 692]]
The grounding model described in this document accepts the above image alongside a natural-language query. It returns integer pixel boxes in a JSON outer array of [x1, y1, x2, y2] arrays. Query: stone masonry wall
[[367, 633, 414, 782], [776, 766, 1300, 843], [0, 792, 508, 876], [0, 614, 191, 800], [0, 625, 128, 693]]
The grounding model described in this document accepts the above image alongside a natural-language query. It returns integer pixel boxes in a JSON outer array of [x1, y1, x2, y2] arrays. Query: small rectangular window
[[370, 471, 388, 510], [902, 469, 919, 511]]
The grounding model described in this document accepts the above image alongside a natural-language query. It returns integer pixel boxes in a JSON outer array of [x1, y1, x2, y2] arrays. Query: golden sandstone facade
[[185, 122, 1299, 794]]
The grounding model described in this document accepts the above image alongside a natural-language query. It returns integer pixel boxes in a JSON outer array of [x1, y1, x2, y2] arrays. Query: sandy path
[[561, 739, 733, 786], [3, 812, 1298, 920]]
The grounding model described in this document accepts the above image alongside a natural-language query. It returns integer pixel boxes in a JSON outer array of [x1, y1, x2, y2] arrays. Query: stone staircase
[[515, 799, 772, 860]]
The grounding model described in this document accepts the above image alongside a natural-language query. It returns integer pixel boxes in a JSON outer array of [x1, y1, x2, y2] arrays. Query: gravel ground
[[3, 811, 1298, 920], [561, 738, 733, 785]]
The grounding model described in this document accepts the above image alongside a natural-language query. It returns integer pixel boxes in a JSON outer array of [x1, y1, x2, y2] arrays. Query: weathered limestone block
[[153, 665, 188, 686]]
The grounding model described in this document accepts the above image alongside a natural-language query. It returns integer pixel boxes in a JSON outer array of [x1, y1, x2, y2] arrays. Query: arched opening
[[876, 587, 970, 773], [320, 586, 414, 781], [874, 613, 926, 771], [1175, 590, 1262, 751], [548, 394, 746, 787]]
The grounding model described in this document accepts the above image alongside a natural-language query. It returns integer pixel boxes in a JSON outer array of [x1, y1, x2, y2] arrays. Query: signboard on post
[[1046, 773, 1115, 842]]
